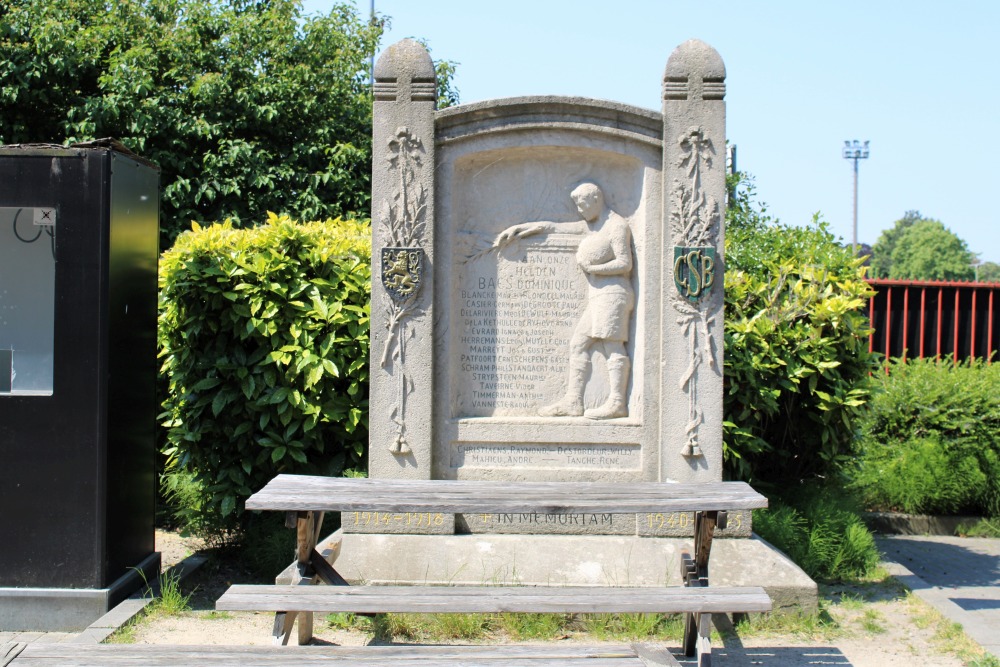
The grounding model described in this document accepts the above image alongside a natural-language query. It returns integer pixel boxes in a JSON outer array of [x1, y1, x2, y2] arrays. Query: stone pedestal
[[333, 532, 815, 613]]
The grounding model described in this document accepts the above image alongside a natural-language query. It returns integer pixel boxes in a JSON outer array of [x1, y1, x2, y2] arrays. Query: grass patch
[[496, 613, 569, 640], [858, 608, 886, 634], [579, 613, 682, 640], [150, 571, 194, 617], [833, 592, 865, 611], [369, 612, 690, 643], [103, 618, 139, 644], [958, 517, 1000, 538], [905, 593, 997, 665], [326, 612, 372, 631], [102, 571, 194, 644], [734, 607, 841, 641]]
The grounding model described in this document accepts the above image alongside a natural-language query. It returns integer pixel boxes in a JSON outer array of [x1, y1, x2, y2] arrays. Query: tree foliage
[[0, 0, 387, 247], [724, 175, 879, 487], [890, 219, 975, 281], [868, 210, 921, 278], [870, 211, 974, 281], [978, 261, 1000, 283]]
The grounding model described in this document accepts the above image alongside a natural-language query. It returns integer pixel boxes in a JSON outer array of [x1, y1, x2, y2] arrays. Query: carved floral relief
[[669, 126, 720, 457], [378, 127, 427, 455]]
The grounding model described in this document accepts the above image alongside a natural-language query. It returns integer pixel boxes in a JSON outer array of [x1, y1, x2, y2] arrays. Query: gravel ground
[[140, 531, 983, 666]]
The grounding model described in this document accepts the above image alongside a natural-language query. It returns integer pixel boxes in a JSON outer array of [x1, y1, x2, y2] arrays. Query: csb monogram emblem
[[673, 246, 715, 301], [381, 247, 423, 303]]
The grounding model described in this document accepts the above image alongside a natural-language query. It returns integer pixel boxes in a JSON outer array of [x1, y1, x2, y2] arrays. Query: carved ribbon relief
[[669, 126, 720, 457], [379, 127, 427, 455]]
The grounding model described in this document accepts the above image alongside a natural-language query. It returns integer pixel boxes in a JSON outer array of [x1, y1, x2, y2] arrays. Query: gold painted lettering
[[674, 254, 687, 293], [701, 254, 714, 291], [686, 251, 701, 297]]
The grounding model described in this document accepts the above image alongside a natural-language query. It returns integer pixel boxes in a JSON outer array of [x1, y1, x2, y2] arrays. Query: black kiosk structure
[[0, 143, 160, 631]]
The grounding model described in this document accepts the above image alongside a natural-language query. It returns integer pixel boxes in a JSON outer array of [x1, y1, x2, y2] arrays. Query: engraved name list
[[455, 239, 586, 417]]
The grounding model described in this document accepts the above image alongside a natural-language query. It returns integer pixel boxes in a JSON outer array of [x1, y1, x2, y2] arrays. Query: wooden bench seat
[[218, 583, 771, 615], [3, 641, 685, 666]]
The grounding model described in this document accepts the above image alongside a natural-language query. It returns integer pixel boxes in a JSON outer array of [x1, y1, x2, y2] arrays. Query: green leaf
[[191, 377, 222, 391]]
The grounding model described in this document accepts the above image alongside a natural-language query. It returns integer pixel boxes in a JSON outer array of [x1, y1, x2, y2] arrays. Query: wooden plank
[[291, 510, 324, 645], [11, 642, 664, 666], [1, 643, 25, 667], [297, 611, 313, 647], [245, 476, 768, 514], [696, 612, 712, 667], [271, 611, 295, 646], [692, 511, 717, 582], [631, 643, 682, 667], [310, 549, 349, 587], [218, 584, 771, 614]]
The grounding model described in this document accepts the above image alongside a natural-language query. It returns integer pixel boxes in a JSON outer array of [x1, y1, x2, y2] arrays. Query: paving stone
[[879, 535, 1000, 659]]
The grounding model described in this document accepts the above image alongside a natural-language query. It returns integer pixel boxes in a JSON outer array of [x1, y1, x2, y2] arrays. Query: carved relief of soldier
[[494, 182, 634, 419]]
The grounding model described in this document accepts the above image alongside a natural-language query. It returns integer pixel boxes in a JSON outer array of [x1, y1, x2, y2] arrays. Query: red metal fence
[[866, 279, 1000, 363]]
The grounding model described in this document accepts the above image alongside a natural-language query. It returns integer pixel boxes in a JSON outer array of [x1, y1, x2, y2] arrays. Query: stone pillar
[[369, 39, 437, 479], [661, 40, 727, 483]]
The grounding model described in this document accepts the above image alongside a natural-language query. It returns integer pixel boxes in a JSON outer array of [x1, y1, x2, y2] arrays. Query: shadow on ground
[[879, 536, 1000, 588]]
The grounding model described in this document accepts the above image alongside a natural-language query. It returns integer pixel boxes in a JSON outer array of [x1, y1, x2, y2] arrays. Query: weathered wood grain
[[10, 642, 676, 666], [631, 643, 682, 667], [1, 643, 25, 667], [218, 584, 771, 614], [244, 476, 768, 515]]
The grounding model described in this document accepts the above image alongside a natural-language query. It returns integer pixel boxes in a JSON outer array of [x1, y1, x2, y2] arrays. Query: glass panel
[[0, 206, 55, 395]]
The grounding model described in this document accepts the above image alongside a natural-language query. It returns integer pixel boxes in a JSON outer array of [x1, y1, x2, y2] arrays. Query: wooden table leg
[[272, 610, 297, 646], [682, 510, 719, 661], [272, 510, 326, 645], [295, 511, 324, 645]]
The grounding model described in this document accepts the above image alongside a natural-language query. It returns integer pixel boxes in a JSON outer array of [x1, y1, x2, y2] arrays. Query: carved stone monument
[[369, 38, 728, 485], [347, 38, 813, 609]]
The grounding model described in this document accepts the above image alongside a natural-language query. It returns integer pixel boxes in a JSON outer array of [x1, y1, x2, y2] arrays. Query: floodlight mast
[[369, 1, 375, 89], [843, 140, 870, 254]]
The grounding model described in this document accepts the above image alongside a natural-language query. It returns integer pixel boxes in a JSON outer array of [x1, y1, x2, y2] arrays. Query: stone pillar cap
[[375, 38, 435, 80], [665, 39, 726, 79]]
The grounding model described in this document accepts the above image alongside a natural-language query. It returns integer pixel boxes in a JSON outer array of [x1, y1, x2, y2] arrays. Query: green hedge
[[159, 214, 370, 522], [723, 177, 879, 487], [853, 358, 1000, 516]]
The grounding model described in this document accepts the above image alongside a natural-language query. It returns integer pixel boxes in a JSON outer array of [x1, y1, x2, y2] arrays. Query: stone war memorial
[[339, 38, 813, 608]]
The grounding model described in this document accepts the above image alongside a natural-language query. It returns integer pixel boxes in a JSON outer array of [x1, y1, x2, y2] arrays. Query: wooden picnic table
[[215, 475, 772, 666]]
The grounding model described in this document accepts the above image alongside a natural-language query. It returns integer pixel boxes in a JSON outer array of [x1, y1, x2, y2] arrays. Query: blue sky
[[304, 1, 1000, 263]]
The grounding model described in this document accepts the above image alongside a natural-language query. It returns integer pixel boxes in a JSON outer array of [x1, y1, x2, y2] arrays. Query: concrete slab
[[28, 633, 73, 644], [333, 530, 816, 612], [866, 512, 981, 536]]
